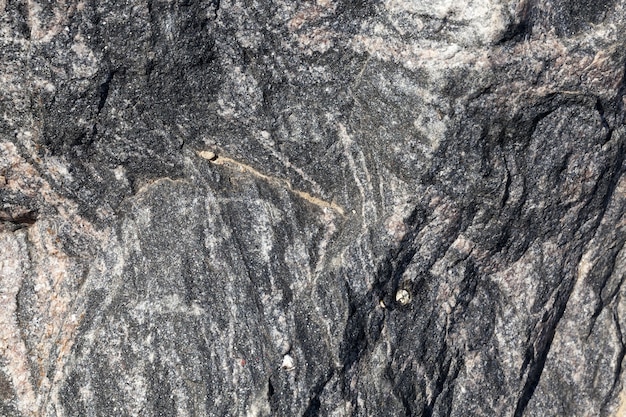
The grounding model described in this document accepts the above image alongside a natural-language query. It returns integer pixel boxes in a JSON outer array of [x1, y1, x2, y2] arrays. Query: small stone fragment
[[395, 289, 411, 305], [198, 150, 218, 161], [281, 354, 295, 371]]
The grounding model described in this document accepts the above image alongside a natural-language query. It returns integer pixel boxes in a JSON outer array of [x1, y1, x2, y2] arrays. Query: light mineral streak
[[198, 151, 345, 216], [256, 130, 323, 195], [337, 123, 377, 227]]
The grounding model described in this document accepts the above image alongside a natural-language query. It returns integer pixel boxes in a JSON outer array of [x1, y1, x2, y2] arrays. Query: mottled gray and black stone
[[1, 0, 626, 416]]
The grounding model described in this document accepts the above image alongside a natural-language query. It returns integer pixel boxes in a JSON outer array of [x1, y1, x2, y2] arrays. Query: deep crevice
[[513, 276, 578, 417], [587, 258, 625, 339], [0, 208, 39, 230], [266, 378, 274, 401], [595, 99, 611, 135], [496, 0, 534, 44], [302, 370, 334, 417], [213, 0, 221, 19], [97, 70, 115, 112], [500, 156, 512, 209]]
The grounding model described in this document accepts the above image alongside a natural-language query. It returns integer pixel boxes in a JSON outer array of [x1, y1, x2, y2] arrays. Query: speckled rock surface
[[1, 0, 626, 416]]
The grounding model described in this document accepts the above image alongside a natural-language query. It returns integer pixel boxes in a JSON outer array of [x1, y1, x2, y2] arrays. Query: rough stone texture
[[1, 0, 626, 416]]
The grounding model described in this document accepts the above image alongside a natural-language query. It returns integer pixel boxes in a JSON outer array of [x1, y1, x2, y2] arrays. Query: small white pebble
[[281, 354, 295, 371], [395, 289, 411, 305], [198, 150, 217, 161]]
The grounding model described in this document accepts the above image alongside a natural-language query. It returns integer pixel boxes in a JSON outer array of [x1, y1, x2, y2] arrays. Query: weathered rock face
[[1, 0, 625, 416]]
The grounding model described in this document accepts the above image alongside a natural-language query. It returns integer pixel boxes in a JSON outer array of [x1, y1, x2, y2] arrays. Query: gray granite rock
[[1, 0, 626, 416]]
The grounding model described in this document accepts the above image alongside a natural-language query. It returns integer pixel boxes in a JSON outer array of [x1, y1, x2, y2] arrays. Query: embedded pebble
[[395, 289, 411, 305], [281, 354, 295, 371]]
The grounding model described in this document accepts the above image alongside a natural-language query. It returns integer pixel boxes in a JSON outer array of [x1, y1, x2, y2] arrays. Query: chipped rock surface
[[1, 0, 626, 416]]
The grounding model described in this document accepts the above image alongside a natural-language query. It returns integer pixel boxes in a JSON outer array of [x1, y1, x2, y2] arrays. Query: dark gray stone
[[1, 0, 625, 416]]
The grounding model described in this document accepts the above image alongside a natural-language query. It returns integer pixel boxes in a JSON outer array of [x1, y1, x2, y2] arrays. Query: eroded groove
[[302, 370, 334, 417], [513, 276, 579, 417], [587, 255, 626, 338], [97, 71, 115, 112], [0, 208, 38, 230], [423, 352, 461, 417]]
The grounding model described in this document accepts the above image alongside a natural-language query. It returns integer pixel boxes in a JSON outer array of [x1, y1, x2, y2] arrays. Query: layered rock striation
[[1, 0, 625, 416]]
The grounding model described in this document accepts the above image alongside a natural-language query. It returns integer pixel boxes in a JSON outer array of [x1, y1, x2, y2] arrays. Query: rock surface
[[1, 0, 626, 416]]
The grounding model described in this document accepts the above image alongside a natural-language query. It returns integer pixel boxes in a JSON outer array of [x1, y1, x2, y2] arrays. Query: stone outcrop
[[1, 0, 625, 416]]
